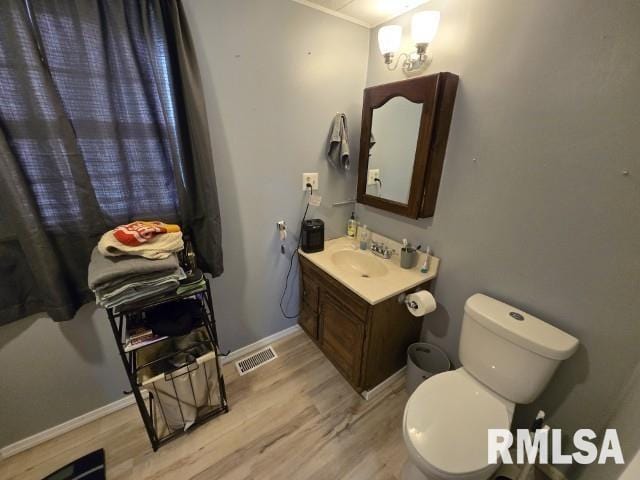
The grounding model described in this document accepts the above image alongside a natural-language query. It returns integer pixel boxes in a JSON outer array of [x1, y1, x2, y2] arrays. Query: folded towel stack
[[113, 221, 181, 246], [176, 269, 206, 296], [98, 221, 184, 260], [88, 222, 187, 309]]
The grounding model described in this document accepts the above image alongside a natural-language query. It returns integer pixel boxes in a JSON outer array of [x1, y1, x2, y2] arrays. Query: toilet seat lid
[[404, 369, 513, 476]]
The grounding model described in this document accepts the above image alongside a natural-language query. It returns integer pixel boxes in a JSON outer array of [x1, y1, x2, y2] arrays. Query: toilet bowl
[[402, 369, 513, 480], [401, 294, 579, 480]]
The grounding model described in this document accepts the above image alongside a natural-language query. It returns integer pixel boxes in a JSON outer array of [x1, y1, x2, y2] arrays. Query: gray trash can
[[406, 343, 450, 394]]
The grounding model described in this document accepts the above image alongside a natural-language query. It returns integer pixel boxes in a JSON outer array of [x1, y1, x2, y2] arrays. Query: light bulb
[[378, 25, 402, 55], [411, 11, 440, 44]]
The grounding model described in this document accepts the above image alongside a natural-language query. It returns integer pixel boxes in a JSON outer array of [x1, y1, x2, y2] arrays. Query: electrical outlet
[[367, 169, 380, 185], [302, 172, 319, 191]]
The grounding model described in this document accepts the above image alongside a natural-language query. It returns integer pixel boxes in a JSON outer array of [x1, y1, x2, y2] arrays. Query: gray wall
[[0, 307, 128, 448], [0, 0, 369, 449], [358, 1, 640, 475], [580, 362, 640, 479], [183, 0, 368, 351]]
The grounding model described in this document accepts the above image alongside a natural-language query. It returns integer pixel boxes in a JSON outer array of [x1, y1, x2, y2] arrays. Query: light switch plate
[[367, 169, 380, 185], [302, 172, 319, 191]]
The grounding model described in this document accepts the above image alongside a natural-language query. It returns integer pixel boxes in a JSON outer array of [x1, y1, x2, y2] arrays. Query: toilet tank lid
[[464, 294, 579, 360]]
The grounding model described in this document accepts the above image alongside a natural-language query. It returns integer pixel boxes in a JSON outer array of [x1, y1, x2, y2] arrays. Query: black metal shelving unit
[[106, 275, 229, 451]]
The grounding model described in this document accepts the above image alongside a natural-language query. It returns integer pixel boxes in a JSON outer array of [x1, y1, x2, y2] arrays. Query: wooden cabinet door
[[319, 293, 365, 386], [300, 273, 319, 313], [299, 301, 318, 339]]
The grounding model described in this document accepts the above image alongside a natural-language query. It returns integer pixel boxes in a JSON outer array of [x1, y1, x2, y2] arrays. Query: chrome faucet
[[370, 241, 396, 259]]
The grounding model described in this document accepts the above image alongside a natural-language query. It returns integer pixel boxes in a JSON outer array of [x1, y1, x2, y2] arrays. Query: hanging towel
[[327, 113, 350, 170]]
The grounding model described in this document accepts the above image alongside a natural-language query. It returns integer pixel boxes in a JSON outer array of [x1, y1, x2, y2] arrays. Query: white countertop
[[299, 235, 439, 305]]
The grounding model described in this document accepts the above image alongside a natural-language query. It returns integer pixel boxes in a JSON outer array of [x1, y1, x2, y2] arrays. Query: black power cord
[[279, 185, 312, 319]]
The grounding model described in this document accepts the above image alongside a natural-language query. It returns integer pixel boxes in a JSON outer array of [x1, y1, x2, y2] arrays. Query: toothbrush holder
[[400, 247, 418, 269]]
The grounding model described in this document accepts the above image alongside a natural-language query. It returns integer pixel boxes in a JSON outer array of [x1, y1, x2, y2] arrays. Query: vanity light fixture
[[378, 11, 440, 74]]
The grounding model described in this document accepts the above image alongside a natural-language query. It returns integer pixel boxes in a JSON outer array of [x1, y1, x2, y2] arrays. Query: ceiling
[[293, 0, 430, 28]]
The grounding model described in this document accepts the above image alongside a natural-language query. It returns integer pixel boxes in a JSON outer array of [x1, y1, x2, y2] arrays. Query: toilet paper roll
[[405, 291, 437, 317]]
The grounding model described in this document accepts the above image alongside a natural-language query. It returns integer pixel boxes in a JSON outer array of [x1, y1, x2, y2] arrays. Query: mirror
[[366, 97, 423, 204], [357, 73, 459, 219]]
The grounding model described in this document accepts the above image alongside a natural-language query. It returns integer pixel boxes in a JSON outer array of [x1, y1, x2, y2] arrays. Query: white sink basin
[[331, 249, 389, 278], [299, 236, 439, 305]]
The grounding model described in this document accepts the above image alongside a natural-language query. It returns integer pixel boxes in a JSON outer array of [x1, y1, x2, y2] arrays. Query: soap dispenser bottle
[[347, 212, 357, 238]]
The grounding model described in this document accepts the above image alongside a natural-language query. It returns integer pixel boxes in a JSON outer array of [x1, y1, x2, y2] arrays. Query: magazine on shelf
[[124, 326, 167, 352]]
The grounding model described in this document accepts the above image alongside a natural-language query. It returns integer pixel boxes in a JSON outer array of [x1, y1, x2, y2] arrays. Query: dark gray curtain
[[0, 0, 222, 324]]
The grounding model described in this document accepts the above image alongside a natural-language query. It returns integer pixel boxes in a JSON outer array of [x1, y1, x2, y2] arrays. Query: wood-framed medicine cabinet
[[356, 72, 459, 219]]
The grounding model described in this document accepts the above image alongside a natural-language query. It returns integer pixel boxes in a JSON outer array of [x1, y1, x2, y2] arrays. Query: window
[[1, 1, 183, 229]]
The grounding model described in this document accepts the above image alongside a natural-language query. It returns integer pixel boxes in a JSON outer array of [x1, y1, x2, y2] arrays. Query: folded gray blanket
[[95, 267, 186, 302], [95, 269, 177, 293], [88, 247, 179, 289], [97, 277, 182, 309]]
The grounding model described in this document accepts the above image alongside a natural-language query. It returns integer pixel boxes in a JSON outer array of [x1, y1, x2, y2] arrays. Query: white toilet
[[402, 293, 579, 480]]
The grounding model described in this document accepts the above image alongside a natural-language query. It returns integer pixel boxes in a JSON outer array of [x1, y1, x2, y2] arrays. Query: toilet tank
[[459, 294, 579, 404]]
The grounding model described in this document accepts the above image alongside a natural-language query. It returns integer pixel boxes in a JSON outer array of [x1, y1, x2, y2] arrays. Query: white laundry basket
[[139, 348, 219, 435], [406, 342, 450, 394]]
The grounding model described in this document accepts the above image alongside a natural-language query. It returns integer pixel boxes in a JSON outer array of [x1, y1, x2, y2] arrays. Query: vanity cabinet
[[299, 256, 428, 392]]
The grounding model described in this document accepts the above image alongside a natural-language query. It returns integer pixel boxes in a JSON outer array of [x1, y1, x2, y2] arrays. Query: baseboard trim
[[221, 324, 301, 365], [0, 393, 143, 460], [0, 324, 301, 460], [361, 367, 407, 401]]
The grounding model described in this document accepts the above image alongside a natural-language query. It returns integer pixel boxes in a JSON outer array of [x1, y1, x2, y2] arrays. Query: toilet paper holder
[[398, 290, 437, 316], [399, 293, 420, 310]]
